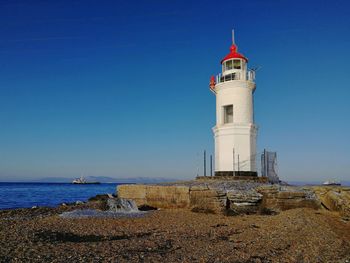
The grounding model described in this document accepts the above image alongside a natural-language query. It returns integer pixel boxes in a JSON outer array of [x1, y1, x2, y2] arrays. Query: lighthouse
[[210, 31, 257, 177]]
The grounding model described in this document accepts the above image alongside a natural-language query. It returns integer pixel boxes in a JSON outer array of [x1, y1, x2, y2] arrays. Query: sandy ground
[[0, 207, 349, 263]]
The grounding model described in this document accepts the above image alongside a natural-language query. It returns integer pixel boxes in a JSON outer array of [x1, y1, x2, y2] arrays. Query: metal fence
[[197, 149, 279, 183], [261, 149, 279, 183]]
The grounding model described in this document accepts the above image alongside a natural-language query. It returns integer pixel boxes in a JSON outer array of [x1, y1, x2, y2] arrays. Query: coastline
[[0, 185, 350, 262]]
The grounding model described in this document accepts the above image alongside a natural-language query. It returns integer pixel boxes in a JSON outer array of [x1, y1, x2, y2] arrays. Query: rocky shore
[[118, 180, 350, 217], [0, 181, 349, 262]]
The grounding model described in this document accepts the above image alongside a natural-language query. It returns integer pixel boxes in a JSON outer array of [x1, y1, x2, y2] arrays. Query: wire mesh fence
[[196, 149, 279, 183], [261, 150, 279, 183]]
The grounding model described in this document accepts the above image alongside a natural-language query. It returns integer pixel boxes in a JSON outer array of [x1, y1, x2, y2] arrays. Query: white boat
[[322, 180, 341, 186], [72, 176, 100, 184]]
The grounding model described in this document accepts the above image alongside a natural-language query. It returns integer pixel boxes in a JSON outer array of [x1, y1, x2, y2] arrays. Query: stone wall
[[117, 183, 335, 215], [117, 184, 227, 213], [117, 185, 190, 209], [116, 185, 147, 206]]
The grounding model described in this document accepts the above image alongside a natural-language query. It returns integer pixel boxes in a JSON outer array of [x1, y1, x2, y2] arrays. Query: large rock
[[311, 186, 350, 217], [189, 185, 226, 214], [226, 190, 263, 214], [107, 198, 139, 212], [257, 185, 321, 213]]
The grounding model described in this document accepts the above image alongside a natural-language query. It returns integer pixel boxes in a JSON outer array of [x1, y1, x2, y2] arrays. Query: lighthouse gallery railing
[[216, 69, 255, 84]]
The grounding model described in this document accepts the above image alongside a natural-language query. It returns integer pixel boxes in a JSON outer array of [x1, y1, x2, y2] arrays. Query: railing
[[215, 70, 255, 84]]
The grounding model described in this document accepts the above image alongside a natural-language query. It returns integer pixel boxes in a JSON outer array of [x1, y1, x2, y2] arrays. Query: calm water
[[0, 183, 118, 210]]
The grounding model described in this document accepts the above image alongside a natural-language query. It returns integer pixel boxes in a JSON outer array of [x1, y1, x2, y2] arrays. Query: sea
[[0, 183, 119, 210]]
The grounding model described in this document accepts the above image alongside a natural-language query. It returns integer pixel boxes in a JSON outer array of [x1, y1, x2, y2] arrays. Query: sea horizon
[[0, 182, 119, 210]]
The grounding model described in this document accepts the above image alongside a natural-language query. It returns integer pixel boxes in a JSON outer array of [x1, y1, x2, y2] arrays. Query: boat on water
[[322, 180, 341, 186], [72, 176, 100, 184]]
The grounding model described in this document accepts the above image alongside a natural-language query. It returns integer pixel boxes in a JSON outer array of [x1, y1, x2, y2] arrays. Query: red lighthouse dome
[[221, 43, 248, 64]]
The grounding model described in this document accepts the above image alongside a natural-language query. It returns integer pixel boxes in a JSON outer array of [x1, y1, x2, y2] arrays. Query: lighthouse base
[[215, 171, 258, 177], [213, 124, 258, 173]]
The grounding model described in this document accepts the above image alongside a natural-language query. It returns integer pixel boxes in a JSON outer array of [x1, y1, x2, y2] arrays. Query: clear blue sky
[[1, 0, 349, 182]]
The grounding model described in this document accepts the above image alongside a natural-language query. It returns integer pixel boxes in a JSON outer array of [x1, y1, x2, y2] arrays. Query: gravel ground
[[0, 207, 350, 262]]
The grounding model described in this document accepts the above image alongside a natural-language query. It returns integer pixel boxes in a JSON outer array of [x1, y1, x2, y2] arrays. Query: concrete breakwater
[[117, 180, 350, 216]]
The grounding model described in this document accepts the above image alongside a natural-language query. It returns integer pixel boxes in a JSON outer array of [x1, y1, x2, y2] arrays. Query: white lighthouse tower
[[210, 31, 257, 177]]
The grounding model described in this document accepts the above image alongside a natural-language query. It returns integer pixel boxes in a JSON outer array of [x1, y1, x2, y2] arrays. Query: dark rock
[[138, 205, 158, 211], [88, 194, 109, 202]]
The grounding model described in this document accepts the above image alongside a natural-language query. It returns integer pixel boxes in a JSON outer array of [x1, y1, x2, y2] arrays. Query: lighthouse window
[[233, 60, 241, 69], [225, 60, 233, 70], [224, 105, 233, 124]]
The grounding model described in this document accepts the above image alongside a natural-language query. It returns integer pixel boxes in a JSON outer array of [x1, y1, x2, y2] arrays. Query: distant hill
[[30, 176, 177, 184]]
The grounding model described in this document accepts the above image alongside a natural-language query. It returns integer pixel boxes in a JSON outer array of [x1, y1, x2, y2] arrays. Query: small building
[[210, 31, 257, 177]]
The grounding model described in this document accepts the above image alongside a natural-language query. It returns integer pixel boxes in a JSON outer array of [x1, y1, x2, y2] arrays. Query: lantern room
[[219, 43, 248, 82], [222, 43, 247, 73], [211, 32, 255, 86]]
